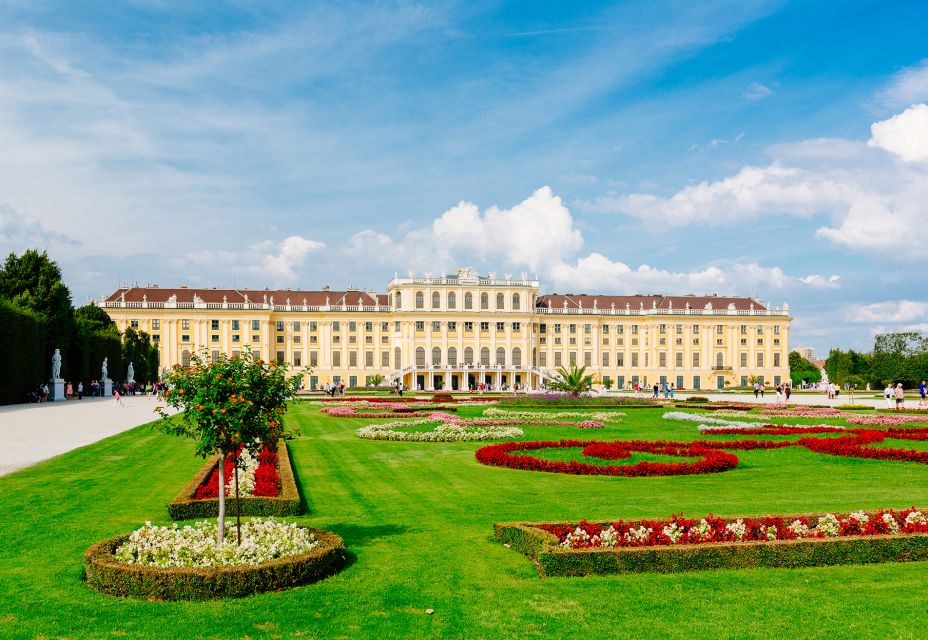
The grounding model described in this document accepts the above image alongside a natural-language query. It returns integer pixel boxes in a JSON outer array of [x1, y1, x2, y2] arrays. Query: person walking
[[884, 383, 895, 409], [775, 384, 783, 404], [759, 382, 765, 399], [753, 381, 760, 399], [113, 388, 125, 407], [77, 381, 83, 400], [784, 382, 792, 404], [919, 380, 927, 408], [894, 383, 905, 410]]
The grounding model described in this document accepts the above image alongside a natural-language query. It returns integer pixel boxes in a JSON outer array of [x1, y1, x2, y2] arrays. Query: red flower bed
[[193, 448, 280, 499], [474, 439, 739, 477]]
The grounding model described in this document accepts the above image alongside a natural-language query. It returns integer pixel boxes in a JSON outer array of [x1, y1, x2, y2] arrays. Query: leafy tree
[[121, 328, 160, 384], [547, 364, 594, 396], [789, 351, 822, 386], [157, 349, 301, 543], [603, 377, 614, 391], [368, 374, 384, 387], [871, 332, 926, 387], [73, 303, 117, 333], [825, 348, 870, 386]]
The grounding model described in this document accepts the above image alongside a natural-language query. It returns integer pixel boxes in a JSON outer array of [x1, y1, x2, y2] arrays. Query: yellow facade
[[101, 268, 791, 391]]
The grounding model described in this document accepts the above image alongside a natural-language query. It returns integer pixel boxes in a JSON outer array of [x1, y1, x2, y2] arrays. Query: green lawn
[[2, 405, 928, 639]]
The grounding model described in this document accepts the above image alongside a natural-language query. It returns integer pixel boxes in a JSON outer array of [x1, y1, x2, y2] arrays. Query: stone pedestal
[[104, 379, 113, 398], [49, 379, 65, 402]]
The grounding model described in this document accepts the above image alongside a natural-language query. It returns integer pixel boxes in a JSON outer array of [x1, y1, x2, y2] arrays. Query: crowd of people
[[26, 380, 170, 404]]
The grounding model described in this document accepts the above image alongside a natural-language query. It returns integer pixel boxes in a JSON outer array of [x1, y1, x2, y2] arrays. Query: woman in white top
[[884, 384, 895, 409]]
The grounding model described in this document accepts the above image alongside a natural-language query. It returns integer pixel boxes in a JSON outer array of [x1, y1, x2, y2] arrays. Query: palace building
[[100, 267, 791, 391]]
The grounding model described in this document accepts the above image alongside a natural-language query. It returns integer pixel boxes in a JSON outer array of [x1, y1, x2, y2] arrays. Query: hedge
[[496, 512, 928, 577], [168, 440, 303, 520], [85, 527, 346, 600], [0, 301, 46, 405]]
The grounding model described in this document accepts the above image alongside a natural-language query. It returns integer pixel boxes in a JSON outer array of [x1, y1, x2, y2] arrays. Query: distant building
[[99, 267, 792, 391], [794, 347, 815, 361]]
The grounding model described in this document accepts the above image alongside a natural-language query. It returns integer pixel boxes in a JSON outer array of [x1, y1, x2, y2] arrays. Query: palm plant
[[547, 364, 595, 396]]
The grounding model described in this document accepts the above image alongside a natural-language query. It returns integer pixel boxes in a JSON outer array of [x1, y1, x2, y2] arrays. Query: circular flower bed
[[474, 439, 739, 477], [85, 518, 346, 600]]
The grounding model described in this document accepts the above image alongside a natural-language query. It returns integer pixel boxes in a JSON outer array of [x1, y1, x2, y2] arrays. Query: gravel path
[[0, 396, 176, 477]]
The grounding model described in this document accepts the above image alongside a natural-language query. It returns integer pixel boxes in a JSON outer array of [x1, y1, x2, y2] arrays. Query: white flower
[[816, 514, 841, 537], [882, 513, 900, 534], [726, 519, 747, 541], [662, 522, 683, 544], [906, 511, 927, 526], [788, 519, 810, 538]]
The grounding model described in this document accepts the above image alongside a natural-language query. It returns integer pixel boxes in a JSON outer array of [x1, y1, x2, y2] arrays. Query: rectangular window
[[310, 322, 318, 331], [616, 352, 624, 367], [692, 352, 700, 367], [212, 334, 220, 343], [381, 322, 388, 331], [757, 339, 764, 345], [659, 324, 666, 334], [211, 319, 219, 331], [616, 325, 624, 334], [211, 350, 220, 364], [539, 352, 547, 367], [602, 325, 609, 334], [774, 375, 781, 385], [716, 325, 724, 334], [716, 339, 724, 346], [349, 321, 357, 332], [349, 376, 357, 388], [149, 320, 159, 330], [554, 324, 561, 333], [584, 324, 591, 334], [332, 351, 341, 367], [584, 352, 592, 366], [349, 351, 358, 367], [741, 352, 748, 367], [448, 321, 457, 331], [675, 352, 683, 367], [774, 352, 781, 367], [310, 335, 318, 343], [631, 325, 638, 335], [740, 338, 748, 345], [631, 353, 639, 367], [741, 324, 747, 335], [602, 352, 610, 367], [757, 352, 764, 367], [658, 352, 667, 367], [693, 375, 701, 389], [365, 335, 372, 344], [496, 322, 505, 332], [293, 351, 302, 367], [464, 321, 474, 332], [539, 323, 547, 334], [554, 352, 562, 366], [231, 320, 239, 330], [569, 337, 576, 345], [394, 321, 401, 332], [252, 320, 260, 331], [182, 319, 191, 330], [310, 351, 318, 366], [276, 321, 284, 332], [481, 322, 489, 332], [757, 326, 764, 335], [152, 334, 160, 342], [512, 322, 521, 332], [569, 324, 576, 334], [415, 321, 425, 331], [365, 321, 373, 332], [741, 376, 748, 387], [129, 319, 139, 329], [293, 321, 300, 331], [554, 337, 561, 345], [181, 334, 190, 342], [293, 335, 301, 343], [676, 324, 683, 334], [276, 351, 284, 365], [382, 351, 389, 367], [252, 334, 260, 342], [365, 351, 374, 367], [277, 335, 284, 344], [333, 321, 340, 332], [432, 321, 441, 332], [774, 325, 781, 335]]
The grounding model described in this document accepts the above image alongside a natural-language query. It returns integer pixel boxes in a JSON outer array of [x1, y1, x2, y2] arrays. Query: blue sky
[[1, 0, 927, 356]]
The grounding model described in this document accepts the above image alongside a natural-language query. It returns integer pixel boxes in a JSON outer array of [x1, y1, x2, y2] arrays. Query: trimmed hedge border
[[496, 512, 928, 577], [168, 440, 303, 520], [85, 527, 345, 600]]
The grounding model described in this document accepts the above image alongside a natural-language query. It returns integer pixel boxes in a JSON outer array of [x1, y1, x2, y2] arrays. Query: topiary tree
[[547, 364, 594, 396], [603, 377, 614, 391], [368, 374, 384, 387], [157, 348, 302, 544]]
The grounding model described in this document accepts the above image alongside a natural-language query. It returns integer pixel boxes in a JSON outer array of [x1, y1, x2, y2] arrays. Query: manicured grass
[[2, 406, 928, 639]]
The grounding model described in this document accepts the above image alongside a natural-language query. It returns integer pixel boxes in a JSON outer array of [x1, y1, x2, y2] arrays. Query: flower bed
[[356, 418, 524, 442], [482, 408, 623, 422], [474, 440, 739, 477], [846, 414, 928, 426], [495, 509, 928, 576], [193, 447, 279, 499], [759, 407, 843, 418], [85, 521, 345, 600], [168, 440, 302, 520]]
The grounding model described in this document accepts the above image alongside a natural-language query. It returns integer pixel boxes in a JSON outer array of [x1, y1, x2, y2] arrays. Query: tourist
[[759, 382, 765, 399], [775, 384, 783, 404], [920, 380, 927, 408], [113, 388, 125, 407], [653, 383, 659, 398], [784, 382, 792, 404], [894, 383, 905, 410], [884, 383, 895, 409], [65, 381, 73, 400], [753, 381, 760, 399], [77, 381, 83, 400], [669, 383, 675, 399]]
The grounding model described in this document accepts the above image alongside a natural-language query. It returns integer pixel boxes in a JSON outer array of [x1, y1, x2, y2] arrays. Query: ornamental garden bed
[[85, 522, 345, 600], [496, 508, 928, 576], [168, 440, 302, 520]]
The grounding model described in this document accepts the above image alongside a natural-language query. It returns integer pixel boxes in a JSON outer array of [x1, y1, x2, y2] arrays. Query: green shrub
[[684, 396, 709, 403], [84, 528, 346, 600], [0, 301, 45, 405], [496, 513, 928, 576], [498, 395, 658, 408], [167, 441, 303, 520], [836, 404, 874, 410]]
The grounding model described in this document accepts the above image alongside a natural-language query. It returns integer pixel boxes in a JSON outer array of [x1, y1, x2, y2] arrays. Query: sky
[[1, 0, 927, 357]]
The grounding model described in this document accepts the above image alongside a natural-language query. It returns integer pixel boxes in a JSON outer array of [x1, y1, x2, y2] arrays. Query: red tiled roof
[[105, 287, 385, 306], [536, 294, 765, 311]]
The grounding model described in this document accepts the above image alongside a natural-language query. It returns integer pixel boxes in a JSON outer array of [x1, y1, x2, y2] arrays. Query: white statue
[[102, 357, 109, 382], [127, 362, 135, 383], [51, 348, 62, 381]]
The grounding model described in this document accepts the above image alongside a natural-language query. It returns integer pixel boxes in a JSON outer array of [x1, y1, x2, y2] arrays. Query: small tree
[[368, 374, 384, 387], [157, 348, 302, 544], [547, 364, 594, 396], [603, 377, 614, 391]]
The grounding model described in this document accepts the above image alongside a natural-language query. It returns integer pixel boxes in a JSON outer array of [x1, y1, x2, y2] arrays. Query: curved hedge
[[85, 527, 345, 600], [168, 440, 303, 520]]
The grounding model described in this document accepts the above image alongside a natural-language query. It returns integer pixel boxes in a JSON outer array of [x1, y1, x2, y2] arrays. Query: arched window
[[480, 347, 490, 365], [496, 292, 505, 309], [512, 293, 520, 310], [464, 347, 474, 365], [448, 347, 457, 366], [181, 349, 191, 367], [416, 347, 425, 367], [464, 292, 473, 309], [496, 347, 506, 366], [395, 291, 402, 309], [394, 347, 402, 369], [480, 293, 489, 309], [448, 292, 456, 309], [716, 352, 724, 368], [512, 347, 522, 367], [432, 346, 441, 366], [415, 291, 424, 309], [432, 292, 440, 309]]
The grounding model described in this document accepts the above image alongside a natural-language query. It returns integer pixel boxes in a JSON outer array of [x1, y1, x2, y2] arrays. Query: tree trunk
[[217, 453, 226, 545], [234, 450, 242, 546]]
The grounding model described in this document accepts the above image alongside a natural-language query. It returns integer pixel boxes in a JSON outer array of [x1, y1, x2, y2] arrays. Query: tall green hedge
[[0, 301, 46, 404]]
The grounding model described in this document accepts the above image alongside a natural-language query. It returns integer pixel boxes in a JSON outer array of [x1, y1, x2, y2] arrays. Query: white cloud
[[868, 103, 928, 162], [876, 60, 928, 108], [743, 82, 773, 100], [852, 300, 928, 323], [0, 203, 78, 249], [798, 274, 841, 289], [249, 235, 325, 282], [584, 104, 928, 260]]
